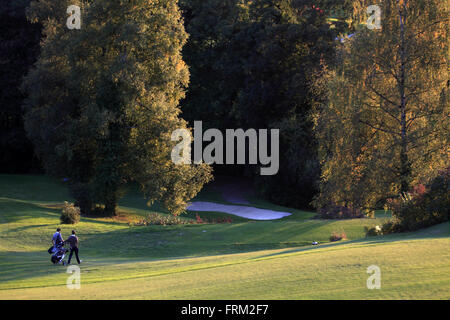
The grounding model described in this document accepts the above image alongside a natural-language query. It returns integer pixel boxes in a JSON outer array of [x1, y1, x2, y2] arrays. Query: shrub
[[137, 213, 187, 226], [381, 219, 403, 234], [60, 201, 81, 224], [195, 214, 233, 224], [203, 216, 233, 224], [195, 213, 204, 224], [330, 231, 347, 242], [318, 205, 365, 219], [383, 167, 449, 233], [132, 213, 233, 226]]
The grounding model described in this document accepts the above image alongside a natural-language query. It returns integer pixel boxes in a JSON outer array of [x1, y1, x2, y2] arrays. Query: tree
[[180, 0, 251, 130], [23, 0, 212, 216], [230, 0, 337, 208], [314, 0, 449, 211], [181, 0, 338, 208], [0, 0, 41, 173]]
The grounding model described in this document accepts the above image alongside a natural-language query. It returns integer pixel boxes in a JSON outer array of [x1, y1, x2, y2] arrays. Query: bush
[[134, 213, 187, 226], [318, 205, 365, 219], [60, 201, 81, 224], [208, 217, 233, 224], [195, 213, 204, 224], [383, 167, 449, 233], [197, 214, 233, 224], [330, 231, 347, 242], [132, 213, 234, 226], [381, 219, 403, 234]]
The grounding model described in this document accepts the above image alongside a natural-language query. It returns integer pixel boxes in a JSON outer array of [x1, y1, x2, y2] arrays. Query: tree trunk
[[71, 183, 93, 215], [398, 0, 411, 194], [104, 193, 117, 216], [76, 199, 93, 216]]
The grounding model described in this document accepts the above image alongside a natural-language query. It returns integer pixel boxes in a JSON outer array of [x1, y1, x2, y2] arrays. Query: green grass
[[0, 174, 448, 299]]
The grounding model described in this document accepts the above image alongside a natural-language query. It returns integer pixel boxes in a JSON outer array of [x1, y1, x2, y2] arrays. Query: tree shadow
[[0, 197, 60, 224], [1, 221, 448, 288], [254, 222, 450, 259]]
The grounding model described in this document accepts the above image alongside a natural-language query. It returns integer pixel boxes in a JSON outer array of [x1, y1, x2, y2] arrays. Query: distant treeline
[[3, 1, 447, 216], [0, 0, 42, 173], [1, 0, 352, 209]]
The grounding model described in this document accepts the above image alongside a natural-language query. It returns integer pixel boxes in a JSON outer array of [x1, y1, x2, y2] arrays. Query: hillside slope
[[0, 175, 448, 299]]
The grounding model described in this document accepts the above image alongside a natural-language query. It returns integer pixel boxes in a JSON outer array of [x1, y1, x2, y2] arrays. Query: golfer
[[52, 228, 64, 246], [65, 230, 82, 265]]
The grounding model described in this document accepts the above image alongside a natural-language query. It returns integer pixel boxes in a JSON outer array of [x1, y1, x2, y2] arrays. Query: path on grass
[[187, 177, 291, 220]]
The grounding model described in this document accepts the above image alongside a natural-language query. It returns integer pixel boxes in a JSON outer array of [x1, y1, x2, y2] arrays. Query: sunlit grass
[[0, 174, 448, 299]]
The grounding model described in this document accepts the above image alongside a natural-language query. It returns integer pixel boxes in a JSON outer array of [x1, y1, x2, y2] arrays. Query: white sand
[[187, 201, 291, 220]]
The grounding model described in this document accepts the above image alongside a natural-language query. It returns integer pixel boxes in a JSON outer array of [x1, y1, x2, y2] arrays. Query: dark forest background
[[1, 0, 354, 210]]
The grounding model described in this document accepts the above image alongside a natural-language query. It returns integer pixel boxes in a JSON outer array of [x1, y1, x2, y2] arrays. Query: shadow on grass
[[0, 251, 66, 285], [0, 175, 70, 203], [0, 175, 313, 222], [1, 221, 448, 288], [254, 221, 450, 260], [0, 198, 61, 224], [0, 197, 135, 230], [2, 221, 449, 289], [66, 218, 340, 260]]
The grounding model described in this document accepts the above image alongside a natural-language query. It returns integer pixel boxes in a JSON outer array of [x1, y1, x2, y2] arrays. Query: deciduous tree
[[23, 0, 212, 216], [314, 0, 449, 211]]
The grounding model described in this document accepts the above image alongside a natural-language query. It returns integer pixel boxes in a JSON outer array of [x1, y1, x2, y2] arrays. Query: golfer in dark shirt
[[65, 230, 82, 264]]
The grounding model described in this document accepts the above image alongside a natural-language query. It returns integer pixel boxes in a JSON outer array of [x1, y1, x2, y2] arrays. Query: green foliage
[[181, 0, 338, 208], [134, 213, 188, 226], [318, 204, 364, 219], [70, 182, 94, 216], [23, 0, 212, 216], [60, 201, 81, 224], [385, 167, 450, 233], [380, 219, 402, 234]]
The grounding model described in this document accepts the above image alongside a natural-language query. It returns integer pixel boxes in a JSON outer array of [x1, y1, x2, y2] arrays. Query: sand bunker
[[187, 201, 291, 220]]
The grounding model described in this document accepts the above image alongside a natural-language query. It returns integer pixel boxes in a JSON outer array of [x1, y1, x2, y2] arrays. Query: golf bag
[[49, 242, 69, 265]]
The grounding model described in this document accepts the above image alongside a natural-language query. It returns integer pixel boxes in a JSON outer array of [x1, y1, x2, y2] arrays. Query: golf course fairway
[[1, 175, 449, 299]]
